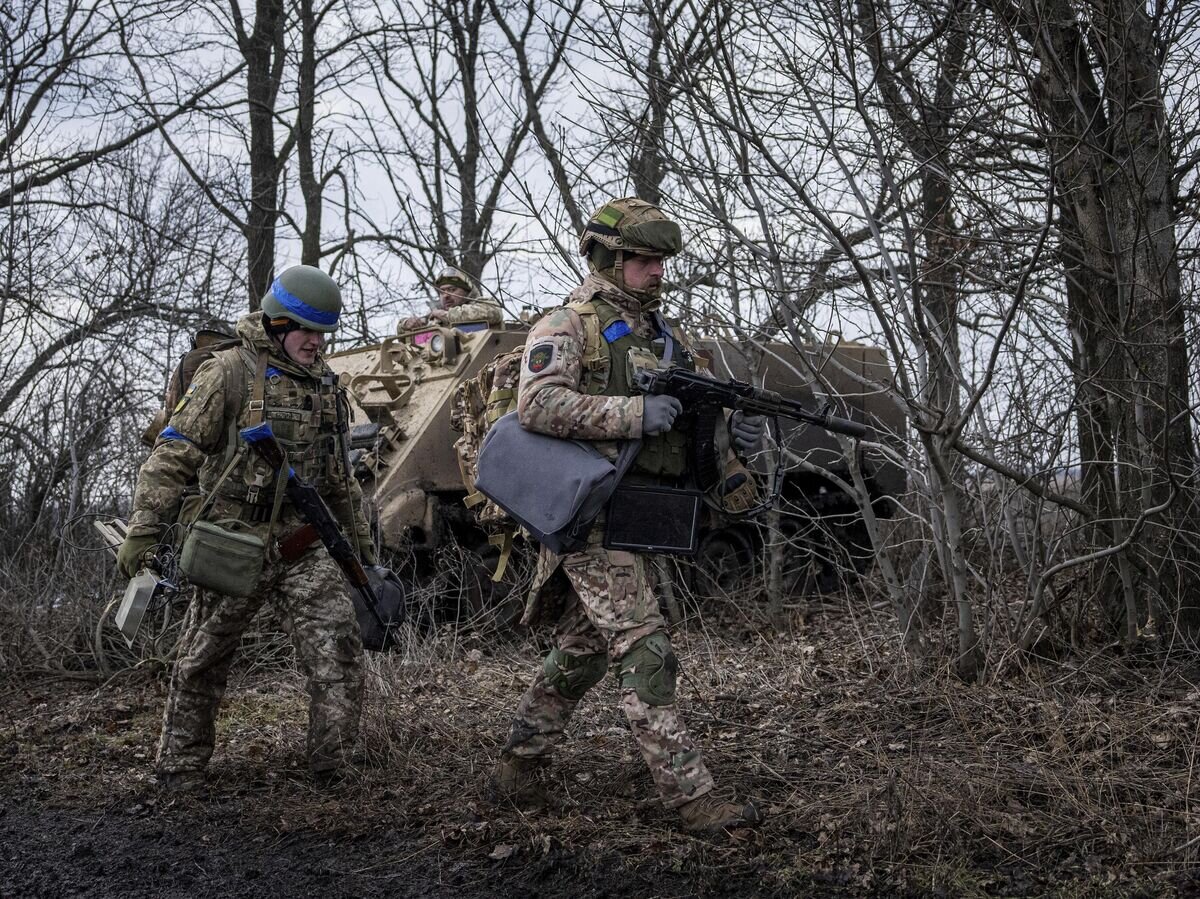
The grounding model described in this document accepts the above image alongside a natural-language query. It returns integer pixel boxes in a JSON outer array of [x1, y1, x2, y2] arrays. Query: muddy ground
[[2, 601, 1199, 898]]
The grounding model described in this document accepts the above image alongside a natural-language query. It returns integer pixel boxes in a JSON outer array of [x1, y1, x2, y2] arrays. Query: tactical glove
[[116, 533, 158, 578], [642, 395, 683, 436], [730, 411, 766, 454], [357, 533, 379, 566]]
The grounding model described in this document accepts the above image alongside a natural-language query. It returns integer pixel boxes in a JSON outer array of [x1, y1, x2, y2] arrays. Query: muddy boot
[[677, 791, 763, 833], [157, 770, 206, 795], [490, 753, 550, 805]]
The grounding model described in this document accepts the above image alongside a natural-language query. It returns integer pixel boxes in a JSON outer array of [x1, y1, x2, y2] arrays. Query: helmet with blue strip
[[260, 265, 342, 333]]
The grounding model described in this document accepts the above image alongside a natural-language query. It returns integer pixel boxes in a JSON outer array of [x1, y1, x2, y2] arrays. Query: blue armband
[[159, 426, 195, 444]]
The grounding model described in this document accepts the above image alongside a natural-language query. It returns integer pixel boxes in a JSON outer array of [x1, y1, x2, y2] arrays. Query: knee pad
[[617, 632, 678, 706], [543, 648, 608, 701]]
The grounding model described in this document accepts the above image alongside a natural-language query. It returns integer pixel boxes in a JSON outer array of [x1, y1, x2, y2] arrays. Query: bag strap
[[568, 300, 607, 368], [652, 312, 675, 367], [247, 349, 269, 426], [216, 347, 252, 469], [187, 438, 250, 533]]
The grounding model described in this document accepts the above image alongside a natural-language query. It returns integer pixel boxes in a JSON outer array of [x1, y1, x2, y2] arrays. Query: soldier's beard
[[594, 267, 662, 304]]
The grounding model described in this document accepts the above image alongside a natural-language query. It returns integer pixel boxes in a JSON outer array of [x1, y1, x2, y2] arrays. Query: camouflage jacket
[[128, 314, 370, 549], [444, 298, 503, 326], [518, 273, 684, 452]]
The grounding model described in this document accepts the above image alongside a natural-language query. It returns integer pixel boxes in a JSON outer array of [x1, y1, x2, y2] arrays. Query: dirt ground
[[2, 601, 1199, 898]]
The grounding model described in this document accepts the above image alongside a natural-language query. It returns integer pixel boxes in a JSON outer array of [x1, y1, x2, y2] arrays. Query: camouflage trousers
[[157, 548, 364, 777], [504, 543, 715, 809]]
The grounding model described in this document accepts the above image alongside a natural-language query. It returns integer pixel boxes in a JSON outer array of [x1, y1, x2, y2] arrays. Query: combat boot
[[157, 770, 206, 795], [677, 791, 763, 833], [490, 753, 551, 805]]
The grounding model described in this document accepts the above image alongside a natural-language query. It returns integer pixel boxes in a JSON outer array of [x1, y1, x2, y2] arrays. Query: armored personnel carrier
[[326, 319, 905, 605]]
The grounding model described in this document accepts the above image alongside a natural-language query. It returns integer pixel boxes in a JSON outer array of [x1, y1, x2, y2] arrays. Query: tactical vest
[[197, 348, 348, 522], [568, 297, 695, 480]]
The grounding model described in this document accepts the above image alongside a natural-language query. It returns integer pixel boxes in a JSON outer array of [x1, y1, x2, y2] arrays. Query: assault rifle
[[239, 422, 401, 651], [633, 368, 869, 439]]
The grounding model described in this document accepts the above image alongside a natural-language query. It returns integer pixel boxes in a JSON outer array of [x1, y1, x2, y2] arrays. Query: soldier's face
[[439, 284, 468, 309], [623, 254, 664, 293], [282, 327, 324, 366]]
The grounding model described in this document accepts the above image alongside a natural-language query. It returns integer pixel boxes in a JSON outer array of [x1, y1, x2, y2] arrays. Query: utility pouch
[[179, 520, 265, 596], [604, 485, 702, 556]]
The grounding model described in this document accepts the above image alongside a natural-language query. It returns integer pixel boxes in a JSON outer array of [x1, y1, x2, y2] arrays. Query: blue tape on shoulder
[[603, 320, 632, 343], [159, 426, 194, 444], [265, 366, 283, 379], [271, 278, 339, 327]]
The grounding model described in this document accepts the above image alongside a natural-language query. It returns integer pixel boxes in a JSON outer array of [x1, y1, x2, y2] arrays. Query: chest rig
[[568, 296, 696, 480], [198, 348, 347, 523]]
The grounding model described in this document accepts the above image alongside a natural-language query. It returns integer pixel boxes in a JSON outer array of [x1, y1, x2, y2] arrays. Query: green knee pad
[[617, 632, 678, 706], [543, 648, 608, 701]]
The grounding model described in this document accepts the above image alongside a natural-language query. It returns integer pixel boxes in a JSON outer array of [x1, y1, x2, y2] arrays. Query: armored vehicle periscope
[[327, 319, 905, 603]]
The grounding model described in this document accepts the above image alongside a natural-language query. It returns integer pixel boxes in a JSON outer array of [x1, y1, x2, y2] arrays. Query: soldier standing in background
[[399, 265, 503, 331], [118, 265, 373, 792], [490, 198, 766, 833]]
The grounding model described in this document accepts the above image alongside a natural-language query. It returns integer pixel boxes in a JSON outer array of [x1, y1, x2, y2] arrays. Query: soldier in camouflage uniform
[[491, 199, 765, 833], [118, 265, 373, 792], [399, 265, 503, 331]]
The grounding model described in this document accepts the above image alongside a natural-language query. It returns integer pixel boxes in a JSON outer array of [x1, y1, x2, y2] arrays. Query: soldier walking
[[118, 265, 375, 791], [491, 199, 766, 832]]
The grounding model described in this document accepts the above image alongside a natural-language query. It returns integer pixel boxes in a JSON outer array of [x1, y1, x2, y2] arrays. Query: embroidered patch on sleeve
[[173, 382, 199, 413], [526, 342, 556, 374]]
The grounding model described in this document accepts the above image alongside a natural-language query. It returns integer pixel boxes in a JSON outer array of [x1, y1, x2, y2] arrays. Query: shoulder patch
[[174, 382, 200, 413], [527, 343, 556, 374]]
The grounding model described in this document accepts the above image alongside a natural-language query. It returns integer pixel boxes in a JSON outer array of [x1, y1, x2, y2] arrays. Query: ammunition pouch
[[179, 520, 265, 597], [631, 428, 689, 479], [604, 484, 702, 555]]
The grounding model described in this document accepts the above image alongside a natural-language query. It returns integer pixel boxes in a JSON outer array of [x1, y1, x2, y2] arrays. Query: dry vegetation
[[3, 582, 1199, 897]]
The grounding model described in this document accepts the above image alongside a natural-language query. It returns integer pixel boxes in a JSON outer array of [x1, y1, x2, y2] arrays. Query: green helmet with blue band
[[260, 265, 343, 333]]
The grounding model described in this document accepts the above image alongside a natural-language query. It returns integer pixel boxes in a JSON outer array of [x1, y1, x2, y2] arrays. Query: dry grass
[[4, 587, 1197, 896]]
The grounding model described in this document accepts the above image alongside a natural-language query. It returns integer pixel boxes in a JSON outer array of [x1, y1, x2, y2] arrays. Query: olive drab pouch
[[179, 520, 266, 596], [625, 345, 662, 385]]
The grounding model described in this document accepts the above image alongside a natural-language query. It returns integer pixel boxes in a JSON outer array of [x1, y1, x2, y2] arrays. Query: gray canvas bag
[[474, 412, 640, 554]]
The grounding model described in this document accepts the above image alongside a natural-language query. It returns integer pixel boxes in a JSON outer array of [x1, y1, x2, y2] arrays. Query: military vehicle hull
[[329, 325, 526, 552]]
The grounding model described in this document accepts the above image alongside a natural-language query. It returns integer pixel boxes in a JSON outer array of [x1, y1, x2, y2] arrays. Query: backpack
[[141, 327, 245, 447], [451, 345, 525, 529]]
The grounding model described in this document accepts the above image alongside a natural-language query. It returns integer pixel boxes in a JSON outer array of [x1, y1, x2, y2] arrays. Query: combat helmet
[[579, 197, 682, 297], [261, 264, 343, 333], [434, 265, 476, 297]]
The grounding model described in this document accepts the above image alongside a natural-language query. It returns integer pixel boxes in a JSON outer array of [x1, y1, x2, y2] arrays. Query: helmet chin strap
[[613, 248, 625, 294]]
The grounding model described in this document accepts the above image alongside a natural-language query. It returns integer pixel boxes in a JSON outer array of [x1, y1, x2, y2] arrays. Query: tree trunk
[[242, 0, 287, 308], [297, 0, 321, 266], [1007, 0, 1200, 634]]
